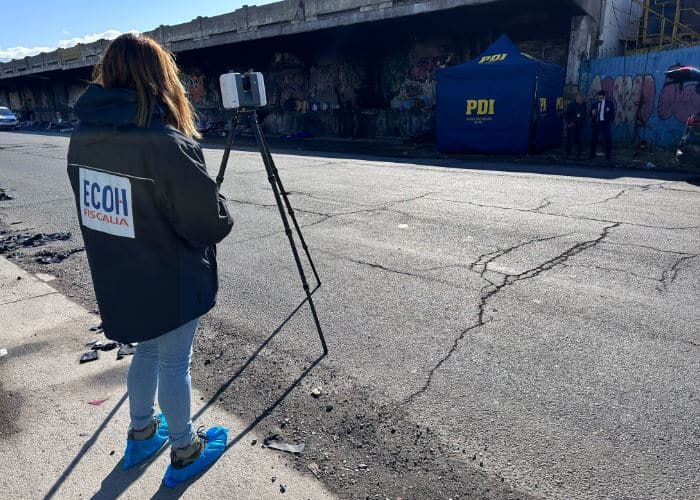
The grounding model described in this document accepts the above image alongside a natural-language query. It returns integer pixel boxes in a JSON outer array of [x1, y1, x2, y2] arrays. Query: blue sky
[[0, 1, 276, 61]]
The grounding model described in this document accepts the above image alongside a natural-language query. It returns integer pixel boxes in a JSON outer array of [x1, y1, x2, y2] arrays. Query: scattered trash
[[644, 162, 656, 169], [310, 387, 322, 399], [89, 398, 109, 406], [90, 341, 104, 350], [35, 273, 56, 282], [251, 439, 257, 446], [325, 404, 334, 413], [0, 189, 13, 201], [85, 340, 100, 347], [16, 276, 21, 280], [307, 462, 321, 478], [398, 224, 409, 229], [0, 348, 8, 359], [89, 323, 103, 332], [358, 463, 368, 470], [271, 476, 277, 483], [263, 434, 305, 455], [116, 343, 137, 360], [279, 484, 286, 494], [99, 341, 118, 352], [34, 248, 84, 264], [110, 450, 115, 456], [204, 359, 212, 366], [80, 351, 99, 363], [0, 232, 71, 254]]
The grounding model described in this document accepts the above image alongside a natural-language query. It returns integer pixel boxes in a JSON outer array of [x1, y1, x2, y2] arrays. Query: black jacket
[[591, 98, 616, 125], [565, 101, 587, 127], [67, 84, 234, 343]]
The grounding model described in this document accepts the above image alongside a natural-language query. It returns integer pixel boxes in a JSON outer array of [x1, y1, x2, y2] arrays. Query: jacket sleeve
[[155, 135, 234, 247]]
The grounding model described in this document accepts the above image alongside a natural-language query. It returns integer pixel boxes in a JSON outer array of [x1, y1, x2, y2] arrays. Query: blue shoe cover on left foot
[[121, 413, 169, 470], [163, 426, 229, 488]]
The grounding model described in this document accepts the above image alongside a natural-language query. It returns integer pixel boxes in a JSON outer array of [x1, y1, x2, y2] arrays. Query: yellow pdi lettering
[[466, 99, 496, 116], [478, 53, 508, 64], [556, 97, 564, 111], [539, 98, 547, 112]]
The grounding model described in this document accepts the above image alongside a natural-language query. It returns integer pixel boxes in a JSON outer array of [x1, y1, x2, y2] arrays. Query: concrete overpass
[[0, 0, 603, 138], [0, 0, 601, 80]]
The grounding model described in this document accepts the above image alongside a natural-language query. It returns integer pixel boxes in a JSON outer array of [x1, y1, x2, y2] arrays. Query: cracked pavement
[[1, 132, 699, 499]]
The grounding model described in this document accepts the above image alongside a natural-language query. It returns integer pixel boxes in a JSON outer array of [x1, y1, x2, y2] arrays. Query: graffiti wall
[[579, 46, 700, 146]]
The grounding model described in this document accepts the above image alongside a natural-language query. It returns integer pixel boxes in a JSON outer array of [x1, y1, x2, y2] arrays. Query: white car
[[0, 107, 19, 130]]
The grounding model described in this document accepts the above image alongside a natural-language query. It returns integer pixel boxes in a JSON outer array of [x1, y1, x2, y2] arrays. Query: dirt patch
[[192, 316, 533, 499]]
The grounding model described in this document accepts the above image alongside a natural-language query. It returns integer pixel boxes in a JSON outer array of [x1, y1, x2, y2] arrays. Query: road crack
[[658, 255, 698, 292], [426, 195, 698, 231], [405, 223, 620, 404]]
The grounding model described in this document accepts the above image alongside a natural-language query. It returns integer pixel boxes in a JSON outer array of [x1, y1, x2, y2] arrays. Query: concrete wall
[[0, 0, 588, 138], [598, 0, 644, 58], [0, 0, 598, 79], [579, 45, 700, 146]]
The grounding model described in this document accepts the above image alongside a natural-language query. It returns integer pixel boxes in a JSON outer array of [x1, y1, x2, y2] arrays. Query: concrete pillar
[[566, 15, 597, 84]]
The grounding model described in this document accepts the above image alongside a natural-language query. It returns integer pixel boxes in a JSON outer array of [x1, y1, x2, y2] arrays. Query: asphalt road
[[1, 131, 699, 500]]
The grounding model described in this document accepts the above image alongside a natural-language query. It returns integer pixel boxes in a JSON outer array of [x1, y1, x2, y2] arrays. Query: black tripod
[[216, 109, 328, 354]]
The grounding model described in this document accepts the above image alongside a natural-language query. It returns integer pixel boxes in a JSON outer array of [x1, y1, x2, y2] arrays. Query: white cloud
[[0, 29, 138, 63]]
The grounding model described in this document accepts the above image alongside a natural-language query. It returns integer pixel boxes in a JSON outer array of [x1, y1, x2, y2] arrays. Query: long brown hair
[[92, 33, 200, 139]]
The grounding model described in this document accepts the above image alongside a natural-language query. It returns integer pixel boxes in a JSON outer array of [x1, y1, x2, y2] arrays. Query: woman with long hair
[[67, 33, 234, 486]]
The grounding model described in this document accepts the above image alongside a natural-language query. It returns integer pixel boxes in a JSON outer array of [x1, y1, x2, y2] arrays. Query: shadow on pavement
[[198, 133, 699, 183], [45, 392, 128, 500], [84, 293, 323, 500]]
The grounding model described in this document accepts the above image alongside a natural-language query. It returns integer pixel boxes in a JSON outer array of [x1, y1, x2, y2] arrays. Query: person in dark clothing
[[565, 94, 587, 158], [590, 90, 616, 164], [67, 33, 234, 486]]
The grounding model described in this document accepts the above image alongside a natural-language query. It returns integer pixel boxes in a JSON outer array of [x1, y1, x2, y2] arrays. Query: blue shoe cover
[[121, 413, 169, 470], [163, 426, 229, 488]]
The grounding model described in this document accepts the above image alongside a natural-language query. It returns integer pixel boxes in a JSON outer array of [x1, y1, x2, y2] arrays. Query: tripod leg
[[216, 114, 240, 189], [249, 111, 328, 354], [252, 117, 322, 287]]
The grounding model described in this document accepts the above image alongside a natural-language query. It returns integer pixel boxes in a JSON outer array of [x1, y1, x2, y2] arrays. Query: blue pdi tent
[[436, 35, 565, 154]]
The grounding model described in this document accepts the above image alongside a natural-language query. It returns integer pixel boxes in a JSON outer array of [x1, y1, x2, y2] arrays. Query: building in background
[[0, 0, 659, 141]]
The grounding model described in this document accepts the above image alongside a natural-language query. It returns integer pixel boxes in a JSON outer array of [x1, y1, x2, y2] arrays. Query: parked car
[[0, 107, 19, 130]]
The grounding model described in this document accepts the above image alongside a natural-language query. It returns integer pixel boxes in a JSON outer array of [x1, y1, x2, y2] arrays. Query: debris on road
[[0, 232, 71, 254], [34, 248, 84, 264], [0, 189, 13, 201], [279, 484, 286, 493], [116, 343, 137, 360], [325, 403, 334, 412], [79, 351, 99, 363], [89, 323, 103, 332], [98, 341, 118, 352], [263, 434, 305, 455], [88, 398, 109, 406], [0, 348, 7, 359], [310, 387, 322, 399]]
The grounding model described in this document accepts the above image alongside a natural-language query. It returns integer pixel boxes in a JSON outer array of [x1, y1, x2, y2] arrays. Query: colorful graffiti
[[586, 74, 656, 124], [580, 46, 700, 146], [183, 74, 205, 105], [658, 65, 700, 122]]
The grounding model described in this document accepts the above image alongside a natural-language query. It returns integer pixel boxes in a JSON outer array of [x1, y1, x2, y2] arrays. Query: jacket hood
[[74, 84, 139, 126]]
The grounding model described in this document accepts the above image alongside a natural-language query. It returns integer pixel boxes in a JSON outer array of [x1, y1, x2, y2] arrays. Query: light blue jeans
[[127, 318, 199, 449]]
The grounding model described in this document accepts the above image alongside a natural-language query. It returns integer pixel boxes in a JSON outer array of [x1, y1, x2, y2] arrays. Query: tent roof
[[438, 34, 563, 79]]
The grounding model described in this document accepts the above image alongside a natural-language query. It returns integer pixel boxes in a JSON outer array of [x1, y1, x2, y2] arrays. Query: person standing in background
[[565, 94, 587, 159], [590, 90, 616, 165]]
